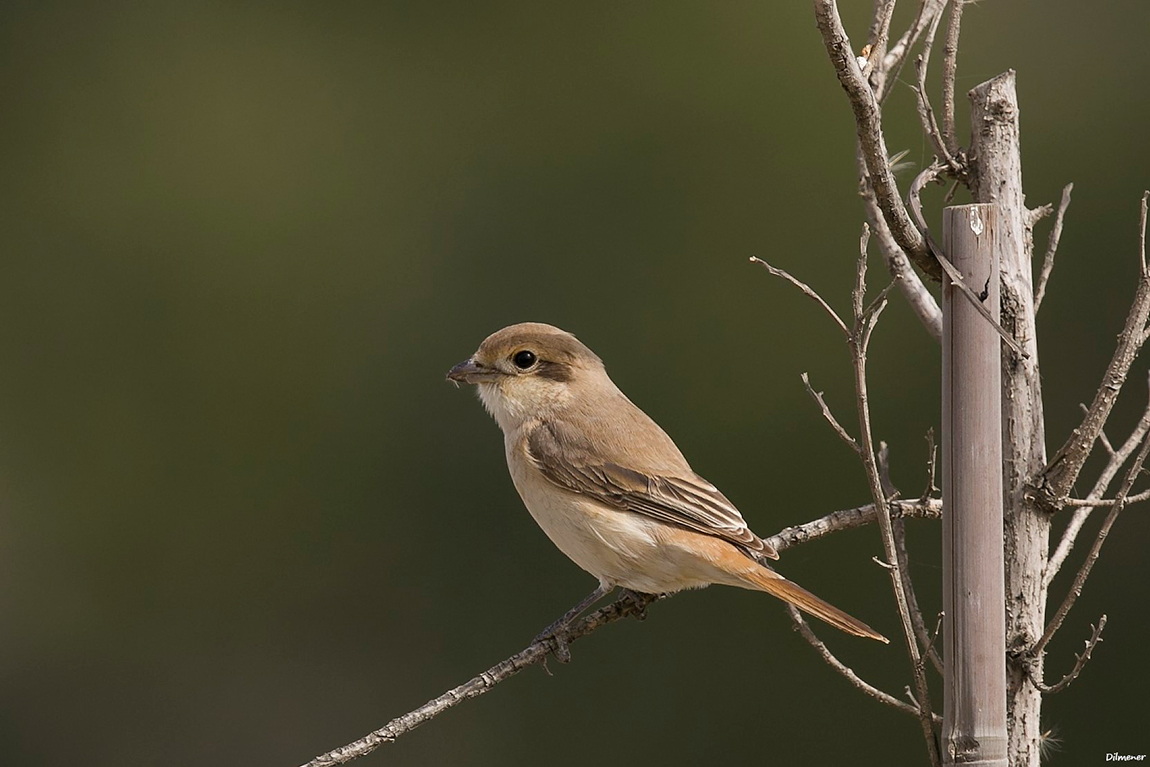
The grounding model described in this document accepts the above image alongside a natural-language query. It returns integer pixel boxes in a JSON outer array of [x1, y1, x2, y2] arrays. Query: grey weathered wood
[[968, 71, 1049, 767], [942, 204, 1008, 767]]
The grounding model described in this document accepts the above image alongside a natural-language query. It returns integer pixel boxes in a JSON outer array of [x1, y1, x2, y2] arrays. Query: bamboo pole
[[942, 203, 1008, 767]]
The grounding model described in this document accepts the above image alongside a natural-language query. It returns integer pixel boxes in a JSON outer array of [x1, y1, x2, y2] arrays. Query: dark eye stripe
[[535, 361, 572, 382]]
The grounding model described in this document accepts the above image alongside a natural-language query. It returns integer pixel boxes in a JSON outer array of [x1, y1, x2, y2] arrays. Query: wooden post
[[942, 204, 1008, 767]]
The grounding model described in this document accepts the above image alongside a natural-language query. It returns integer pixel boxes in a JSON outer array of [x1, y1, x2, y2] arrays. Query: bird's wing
[[525, 421, 778, 560]]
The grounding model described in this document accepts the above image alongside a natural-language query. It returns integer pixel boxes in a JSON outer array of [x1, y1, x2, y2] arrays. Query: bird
[[447, 322, 887, 655]]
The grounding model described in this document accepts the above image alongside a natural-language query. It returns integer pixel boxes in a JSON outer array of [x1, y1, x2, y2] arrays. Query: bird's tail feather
[[741, 567, 889, 643]]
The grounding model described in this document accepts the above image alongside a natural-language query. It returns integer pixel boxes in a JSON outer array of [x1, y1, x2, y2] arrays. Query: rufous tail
[[742, 566, 889, 643]]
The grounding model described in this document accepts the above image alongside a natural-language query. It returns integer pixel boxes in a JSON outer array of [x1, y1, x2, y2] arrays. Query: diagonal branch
[[878, 0, 948, 103], [1033, 183, 1073, 313], [865, 0, 898, 75], [802, 372, 861, 452], [1045, 373, 1150, 585], [1032, 426, 1150, 659], [301, 591, 657, 767], [814, 0, 940, 280], [302, 499, 942, 767], [1035, 191, 1150, 512], [788, 605, 941, 722], [750, 257, 849, 336]]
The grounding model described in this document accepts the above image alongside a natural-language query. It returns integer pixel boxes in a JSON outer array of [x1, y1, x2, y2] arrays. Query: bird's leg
[[533, 583, 614, 663]]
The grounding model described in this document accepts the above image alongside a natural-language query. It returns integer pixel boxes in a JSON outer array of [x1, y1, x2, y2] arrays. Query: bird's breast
[[504, 438, 725, 593]]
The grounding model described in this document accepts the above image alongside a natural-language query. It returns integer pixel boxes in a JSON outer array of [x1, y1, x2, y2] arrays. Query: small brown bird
[[448, 322, 886, 648]]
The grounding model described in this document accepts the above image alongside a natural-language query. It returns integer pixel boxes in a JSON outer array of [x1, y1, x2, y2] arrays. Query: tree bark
[[968, 71, 1049, 767]]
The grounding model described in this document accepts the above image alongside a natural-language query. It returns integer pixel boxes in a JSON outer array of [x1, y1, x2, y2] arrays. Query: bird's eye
[[513, 350, 537, 369]]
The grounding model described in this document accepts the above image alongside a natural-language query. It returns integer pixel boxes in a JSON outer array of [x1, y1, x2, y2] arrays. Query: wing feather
[[526, 421, 778, 559]]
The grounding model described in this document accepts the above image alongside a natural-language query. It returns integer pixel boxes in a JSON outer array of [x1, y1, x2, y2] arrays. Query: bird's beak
[[446, 358, 499, 385]]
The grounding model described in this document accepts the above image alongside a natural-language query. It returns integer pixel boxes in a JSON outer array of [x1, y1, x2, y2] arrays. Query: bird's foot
[[619, 589, 654, 621], [533, 622, 573, 664]]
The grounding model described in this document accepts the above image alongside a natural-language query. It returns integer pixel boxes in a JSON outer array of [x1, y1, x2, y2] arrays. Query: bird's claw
[[534, 627, 573, 663], [619, 589, 650, 621]]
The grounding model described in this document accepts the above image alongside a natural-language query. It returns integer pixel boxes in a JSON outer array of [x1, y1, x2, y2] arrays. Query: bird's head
[[447, 322, 605, 432]]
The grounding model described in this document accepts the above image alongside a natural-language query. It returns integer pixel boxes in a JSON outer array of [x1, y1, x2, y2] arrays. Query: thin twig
[[1063, 488, 1150, 507], [848, 240, 940, 767], [894, 516, 944, 674], [1027, 616, 1107, 695], [1033, 429, 1150, 659], [814, 0, 940, 280], [801, 372, 860, 452], [1033, 183, 1074, 313], [788, 605, 941, 722], [750, 257, 850, 337], [1035, 191, 1150, 512], [303, 498, 943, 766], [879, 0, 948, 103], [857, 155, 944, 340], [1143, 190, 1149, 275], [878, 442, 942, 674], [1045, 372, 1150, 586], [854, 223, 873, 320], [911, 10, 958, 171], [920, 428, 939, 502], [866, 0, 898, 78], [940, 0, 964, 157], [1089, 402, 1117, 456]]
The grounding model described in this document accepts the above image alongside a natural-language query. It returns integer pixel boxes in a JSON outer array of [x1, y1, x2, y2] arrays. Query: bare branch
[[788, 605, 940, 722], [764, 498, 941, 554], [866, 0, 898, 75], [853, 223, 873, 320], [750, 257, 850, 337], [894, 517, 944, 674], [802, 372, 860, 453], [1045, 373, 1150, 585], [1033, 183, 1074, 313], [300, 591, 658, 767], [1143, 190, 1149, 275], [847, 245, 940, 767], [814, 0, 940, 280], [304, 497, 943, 766], [1033, 428, 1150, 658], [1027, 616, 1107, 695], [921, 428, 939, 502], [858, 158, 943, 339], [876, 441, 941, 675], [911, 11, 959, 171], [1063, 488, 1150, 507], [879, 0, 948, 102], [940, 0, 965, 157], [1035, 191, 1150, 512]]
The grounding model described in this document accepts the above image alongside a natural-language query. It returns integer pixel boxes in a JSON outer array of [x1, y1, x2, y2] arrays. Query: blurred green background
[[2, 2, 1148, 765]]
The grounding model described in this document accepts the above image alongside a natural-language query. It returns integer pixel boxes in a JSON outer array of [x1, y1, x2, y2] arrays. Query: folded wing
[[526, 420, 778, 560]]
